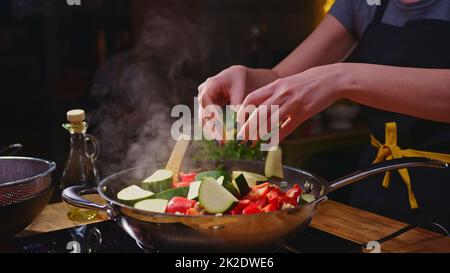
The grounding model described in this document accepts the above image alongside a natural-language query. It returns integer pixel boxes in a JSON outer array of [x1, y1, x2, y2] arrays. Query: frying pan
[[62, 157, 447, 252]]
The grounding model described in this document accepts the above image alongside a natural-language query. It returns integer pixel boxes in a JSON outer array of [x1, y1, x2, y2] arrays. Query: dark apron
[[345, 0, 450, 229]]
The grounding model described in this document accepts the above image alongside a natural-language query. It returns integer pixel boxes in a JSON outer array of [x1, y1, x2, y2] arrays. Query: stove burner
[[2, 220, 361, 253]]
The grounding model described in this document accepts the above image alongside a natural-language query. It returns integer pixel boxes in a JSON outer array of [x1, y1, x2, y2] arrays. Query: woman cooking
[[198, 0, 450, 230]]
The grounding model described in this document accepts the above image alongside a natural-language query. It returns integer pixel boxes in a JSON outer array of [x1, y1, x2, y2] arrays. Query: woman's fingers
[[237, 93, 286, 144], [278, 116, 299, 143], [198, 78, 224, 129], [229, 84, 245, 108], [236, 85, 274, 129]]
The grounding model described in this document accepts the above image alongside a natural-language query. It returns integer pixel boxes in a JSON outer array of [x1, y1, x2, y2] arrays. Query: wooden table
[[20, 196, 450, 253]]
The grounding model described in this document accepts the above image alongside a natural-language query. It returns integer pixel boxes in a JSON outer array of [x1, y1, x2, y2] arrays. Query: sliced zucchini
[[197, 170, 239, 197], [222, 182, 240, 198], [134, 199, 168, 213], [152, 186, 189, 200], [216, 176, 224, 185], [301, 194, 316, 204], [187, 181, 202, 200], [195, 170, 231, 184], [188, 177, 228, 200], [117, 185, 154, 205], [199, 177, 238, 214], [265, 145, 284, 179], [233, 173, 250, 196], [142, 169, 173, 193], [232, 171, 268, 187]]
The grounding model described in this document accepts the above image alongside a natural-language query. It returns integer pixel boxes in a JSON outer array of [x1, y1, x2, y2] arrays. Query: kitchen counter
[[19, 196, 450, 253]]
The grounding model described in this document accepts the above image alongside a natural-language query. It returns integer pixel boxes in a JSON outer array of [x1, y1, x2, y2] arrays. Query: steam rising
[[90, 7, 210, 176]]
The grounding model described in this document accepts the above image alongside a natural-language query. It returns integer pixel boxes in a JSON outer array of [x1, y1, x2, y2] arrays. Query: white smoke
[[89, 6, 211, 176]]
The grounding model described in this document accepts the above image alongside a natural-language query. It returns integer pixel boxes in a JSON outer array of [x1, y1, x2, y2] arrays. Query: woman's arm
[[237, 63, 450, 143], [199, 14, 356, 108], [272, 14, 356, 77], [342, 63, 450, 123], [241, 14, 356, 92]]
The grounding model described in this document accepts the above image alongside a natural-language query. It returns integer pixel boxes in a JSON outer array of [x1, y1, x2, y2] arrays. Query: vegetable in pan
[[117, 167, 315, 215]]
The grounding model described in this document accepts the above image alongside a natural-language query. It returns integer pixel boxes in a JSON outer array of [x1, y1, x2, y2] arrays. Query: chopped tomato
[[286, 184, 302, 200], [165, 197, 196, 214], [179, 171, 196, 183], [242, 204, 262, 215]]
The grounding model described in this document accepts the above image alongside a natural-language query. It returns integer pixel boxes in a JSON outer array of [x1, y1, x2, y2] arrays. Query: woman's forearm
[[244, 15, 356, 95], [244, 68, 279, 94], [273, 14, 356, 78], [340, 63, 450, 123]]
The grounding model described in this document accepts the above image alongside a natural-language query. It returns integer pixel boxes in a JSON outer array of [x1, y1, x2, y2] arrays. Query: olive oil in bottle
[[60, 109, 100, 220]]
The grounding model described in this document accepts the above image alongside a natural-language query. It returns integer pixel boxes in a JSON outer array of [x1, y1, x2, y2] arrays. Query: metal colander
[[0, 157, 56, 207]]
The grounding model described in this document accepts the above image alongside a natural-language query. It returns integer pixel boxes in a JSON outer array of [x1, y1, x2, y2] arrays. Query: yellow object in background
[[371, 122, 450, 209], [323, 0, 335, 13]]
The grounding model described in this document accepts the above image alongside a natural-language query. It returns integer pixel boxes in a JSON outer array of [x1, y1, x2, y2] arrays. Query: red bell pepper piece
[[251, 182, 270, 197], [173, 181, 191, 188], [244, 182, 270, 202], [179, 171, 196, 183], [229, 199, 251, 215], [254, 196, 267, 208], [281, 195, 298, 207], [286, 184, 302, 200], [165, 197, 196, 214], [186, 208, 200, 215], [242, 203, 262, 215], [263, 203, 278, 212], [269, 185, 283, 194], [266, 189, 281, 209]]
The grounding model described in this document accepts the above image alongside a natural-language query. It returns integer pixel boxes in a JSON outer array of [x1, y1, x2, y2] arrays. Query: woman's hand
[[237, 63, 347, 144], [197, 65, 278, 137], [198, 65, 250, 108]]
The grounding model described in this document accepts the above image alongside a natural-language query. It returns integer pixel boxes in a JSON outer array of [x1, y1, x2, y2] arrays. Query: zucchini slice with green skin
[[152, 186, 189, 200], [187, 181, 202, 200], [232, 171, 267, 187], [196, 171, 239, 197], [301, 194, 316, 204], [199, 177, 238, 214], [188, 178, 225, 200], [134, 199, 168, 213], [117, 185, 154, 205], [233, 173, 250, 196], [195, 170, 231, 184], [222, 182, 240, 198], [142, 169, 173, 193]]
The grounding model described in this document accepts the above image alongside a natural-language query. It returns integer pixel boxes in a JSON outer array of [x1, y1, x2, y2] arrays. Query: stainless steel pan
[[62, 157, 447, 252]]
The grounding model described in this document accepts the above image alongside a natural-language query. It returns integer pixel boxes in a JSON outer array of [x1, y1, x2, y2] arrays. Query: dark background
[[0, 0, 365, 203]]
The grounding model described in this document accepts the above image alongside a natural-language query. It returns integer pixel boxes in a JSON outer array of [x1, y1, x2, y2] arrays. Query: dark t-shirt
[[329, 0, 450, 39]]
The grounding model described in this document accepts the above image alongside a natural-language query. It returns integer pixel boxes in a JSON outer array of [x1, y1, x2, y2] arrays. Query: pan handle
[[326, 157, 447, 194], [62, 186, 117, 218]]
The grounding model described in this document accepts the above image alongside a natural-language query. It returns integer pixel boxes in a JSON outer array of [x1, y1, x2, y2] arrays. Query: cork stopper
[[67, 109, 85, 124]]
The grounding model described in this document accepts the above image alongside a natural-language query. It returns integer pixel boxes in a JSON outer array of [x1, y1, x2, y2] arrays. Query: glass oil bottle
[[60, 109, 100, 220]]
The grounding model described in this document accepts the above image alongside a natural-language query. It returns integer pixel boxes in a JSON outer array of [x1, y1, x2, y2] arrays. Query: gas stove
[[2, 220, 361, 253]]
